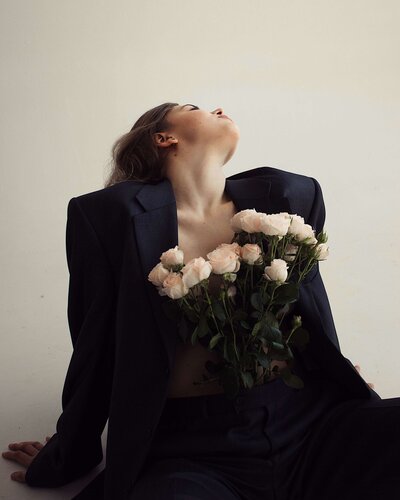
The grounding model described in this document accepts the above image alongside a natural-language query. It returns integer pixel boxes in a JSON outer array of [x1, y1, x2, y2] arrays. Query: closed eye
[[189, 105, 199, 110]]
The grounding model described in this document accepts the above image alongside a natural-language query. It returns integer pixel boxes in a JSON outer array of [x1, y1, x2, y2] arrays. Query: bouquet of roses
[[148, 209, 329, 399]]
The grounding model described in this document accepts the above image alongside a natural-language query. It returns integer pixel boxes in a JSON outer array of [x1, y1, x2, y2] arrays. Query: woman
[[2, 102, 398, 500]]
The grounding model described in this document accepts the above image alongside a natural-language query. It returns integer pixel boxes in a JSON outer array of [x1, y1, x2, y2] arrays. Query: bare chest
[[179, 216, 236, 265]]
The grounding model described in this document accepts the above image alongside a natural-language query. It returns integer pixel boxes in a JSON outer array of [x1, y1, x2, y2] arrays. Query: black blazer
[[24, 166, 381, 499]]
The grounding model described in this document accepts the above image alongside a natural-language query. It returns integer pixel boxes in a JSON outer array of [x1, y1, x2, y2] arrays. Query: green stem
[[221, 285, 239, 362], [204, 286, 224, 337]]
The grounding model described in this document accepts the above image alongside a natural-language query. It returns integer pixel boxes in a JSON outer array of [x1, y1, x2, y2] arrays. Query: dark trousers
[[130, 356, 400, 500]]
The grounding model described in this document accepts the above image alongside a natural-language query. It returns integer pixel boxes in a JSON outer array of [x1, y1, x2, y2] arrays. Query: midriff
[[165, 253, 287, 398]]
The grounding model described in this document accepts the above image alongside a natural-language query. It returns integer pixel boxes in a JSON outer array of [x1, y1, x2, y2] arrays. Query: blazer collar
[[132, 174, 292, 367]]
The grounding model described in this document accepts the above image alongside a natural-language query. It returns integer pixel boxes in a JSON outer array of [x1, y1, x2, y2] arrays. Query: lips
[[219, 115, 232, 122]]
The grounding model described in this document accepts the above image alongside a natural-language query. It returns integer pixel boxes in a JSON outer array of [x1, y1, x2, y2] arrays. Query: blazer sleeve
[[291, 176, 342, 352], [25, 197, 116, 488]]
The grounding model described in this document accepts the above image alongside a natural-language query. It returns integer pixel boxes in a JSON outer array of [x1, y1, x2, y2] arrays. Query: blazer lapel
[[132, 174, 292, 368]]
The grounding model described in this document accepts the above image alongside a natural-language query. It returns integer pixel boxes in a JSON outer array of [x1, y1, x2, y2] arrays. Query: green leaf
[[197, 314, 210, 338], [254, 351, 270, 369], [239, 320, 251, 330], [273, 283, 299, 305], [185, 308, 198, 323], [250, 292, 264, 312], [264, 311, 279, 328], [261, 291, 271, 304], [278, 366, 304, 389], [271, 341, 285, 350], [282, 373, 304, 389], [190, 326, 199, 345], [241, 370, 254, 389], [211, 297, 226, 322], [251, 321, 263, 337], [261, 324, 282, 343], [267, 342, 293, 360], [209, 332, 223, 349]]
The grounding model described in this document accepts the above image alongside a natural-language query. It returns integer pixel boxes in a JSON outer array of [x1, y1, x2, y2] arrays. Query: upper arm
[[287, 173, 342, 350], [66, 197, 115, 347], [25, 197, 116, 487]]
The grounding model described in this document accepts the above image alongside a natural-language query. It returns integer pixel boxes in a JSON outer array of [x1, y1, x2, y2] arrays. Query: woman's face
[[164, 103, 240, 148]]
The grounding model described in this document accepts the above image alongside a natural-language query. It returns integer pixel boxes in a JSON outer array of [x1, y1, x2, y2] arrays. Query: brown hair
[[104, 102, 179, 188]]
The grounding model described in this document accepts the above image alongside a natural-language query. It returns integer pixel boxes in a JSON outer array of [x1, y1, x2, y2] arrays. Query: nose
[[213, 107, 223, 116]]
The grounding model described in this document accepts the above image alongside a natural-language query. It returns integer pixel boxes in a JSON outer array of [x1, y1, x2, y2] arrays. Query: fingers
[[2, 437, 50, 470], [10, 470, 26, 483], [2, 448, 32, 467], [8, 443, 42, 455]]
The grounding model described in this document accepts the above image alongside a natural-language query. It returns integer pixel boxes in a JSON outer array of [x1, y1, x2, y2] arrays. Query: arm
[[292, 176, 342, 351], [25, 197, 116, 487], [290, 177, 377, 387]]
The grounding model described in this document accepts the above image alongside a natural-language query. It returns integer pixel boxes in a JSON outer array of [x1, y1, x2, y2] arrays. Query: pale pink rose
[[240, 243, 263, 265], [283, 243, 299, 262], [162, 272, 189, 299], [314, 243, 329, 260], [264, 258, 288, 283], [231, 209, 264, 233], [259, 213, 291, 237], [216, 241, 241, 257], [287, 219, 317, 245], [290, 214, 305, 224], [280, 212, 305, 224], [207, 246, 241, 274], [181, 257, 213, 288], [160, 245, 184, 269], [148, 262, 170, 286]]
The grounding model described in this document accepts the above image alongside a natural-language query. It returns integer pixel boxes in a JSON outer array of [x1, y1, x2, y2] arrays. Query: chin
[[229, 123, 240, 141]]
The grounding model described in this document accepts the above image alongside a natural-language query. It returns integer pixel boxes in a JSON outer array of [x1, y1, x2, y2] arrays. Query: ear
[[153, 132, 178, 148]]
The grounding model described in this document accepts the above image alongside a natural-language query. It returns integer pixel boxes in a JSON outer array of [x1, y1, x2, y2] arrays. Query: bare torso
[[166, 199, 287, 398]]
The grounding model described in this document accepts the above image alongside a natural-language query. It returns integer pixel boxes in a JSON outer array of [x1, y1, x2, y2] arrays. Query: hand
[[353, 363, 375, 390], [2, 436, 52, 483]]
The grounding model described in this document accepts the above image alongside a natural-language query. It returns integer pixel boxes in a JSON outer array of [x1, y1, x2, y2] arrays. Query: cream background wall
[[1, 0, 399, 498]]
